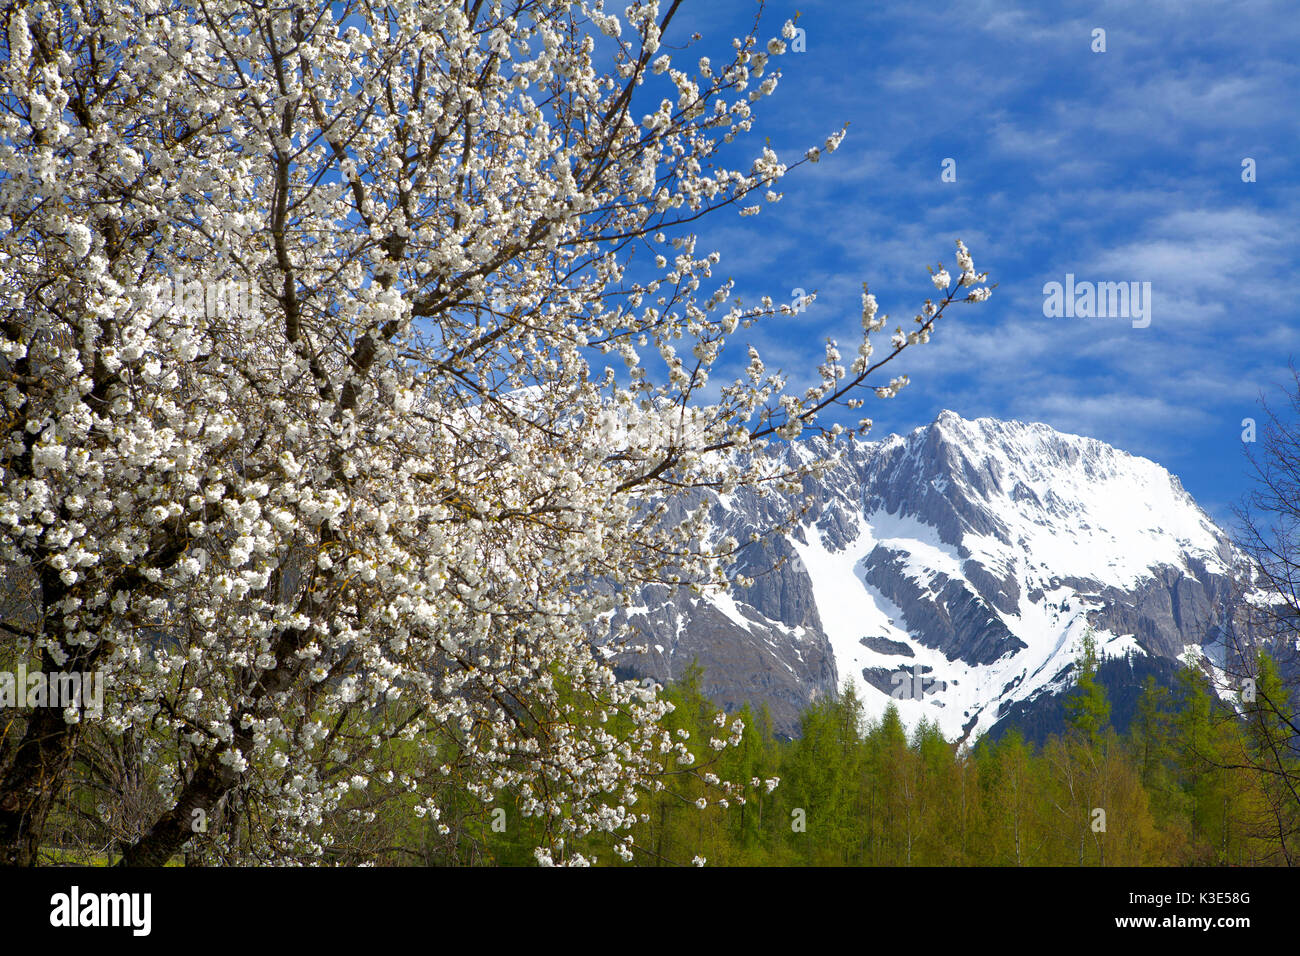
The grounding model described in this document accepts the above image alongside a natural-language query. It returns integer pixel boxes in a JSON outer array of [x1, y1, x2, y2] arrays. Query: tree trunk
[[118, 748, 239, 867], [0, 704, 82, 866]]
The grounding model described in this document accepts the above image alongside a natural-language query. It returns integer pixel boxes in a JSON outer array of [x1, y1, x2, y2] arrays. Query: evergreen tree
[[1064, 627, 1111, 745]]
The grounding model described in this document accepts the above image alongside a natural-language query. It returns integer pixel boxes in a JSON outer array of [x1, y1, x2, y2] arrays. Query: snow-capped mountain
[[603, 410, 1242, 741]]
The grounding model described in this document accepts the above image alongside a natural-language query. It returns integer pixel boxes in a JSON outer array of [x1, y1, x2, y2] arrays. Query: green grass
[[38, 845, 183, 866]]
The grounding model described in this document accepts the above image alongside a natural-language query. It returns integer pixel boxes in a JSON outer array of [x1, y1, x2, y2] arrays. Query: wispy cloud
[[672, 0, 1300, 511]]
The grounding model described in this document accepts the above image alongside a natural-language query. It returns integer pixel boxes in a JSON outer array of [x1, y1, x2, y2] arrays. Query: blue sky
[[662, 0, 1300, 525]]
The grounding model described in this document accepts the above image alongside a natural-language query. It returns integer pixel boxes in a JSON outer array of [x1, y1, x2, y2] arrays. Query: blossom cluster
[[0, 0, 989, 865]]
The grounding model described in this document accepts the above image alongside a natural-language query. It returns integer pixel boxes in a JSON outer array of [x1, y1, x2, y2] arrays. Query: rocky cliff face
[[600, 411, 1242, 740]]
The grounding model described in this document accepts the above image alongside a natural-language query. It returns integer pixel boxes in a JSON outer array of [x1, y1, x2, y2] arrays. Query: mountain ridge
[[601, 410, 1242, 741]]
